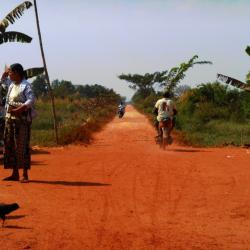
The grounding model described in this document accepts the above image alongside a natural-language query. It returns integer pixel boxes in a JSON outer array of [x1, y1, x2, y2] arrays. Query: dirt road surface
[[1, 105, 250, 250]]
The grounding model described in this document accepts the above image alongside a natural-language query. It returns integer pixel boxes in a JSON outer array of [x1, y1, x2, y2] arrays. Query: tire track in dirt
[[94, 163, 110, 250], [170, 162, 197, 217], [98, 160, 131, 250], [149, 159, 163, 250], [132, 163, 142, 226]]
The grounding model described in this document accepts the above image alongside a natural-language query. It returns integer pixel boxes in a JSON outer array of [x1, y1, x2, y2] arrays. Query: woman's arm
[[23, 83, 35, 108]]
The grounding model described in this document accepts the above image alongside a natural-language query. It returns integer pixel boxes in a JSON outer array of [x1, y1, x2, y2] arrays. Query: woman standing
[[1, 63, 35, 183]]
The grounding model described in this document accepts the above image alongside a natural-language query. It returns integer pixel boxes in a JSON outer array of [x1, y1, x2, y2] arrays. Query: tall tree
[[118, 71, 167, 98], [33, 0, 58, 144], [118, 55, 211, 97], [31, 75, 48, 98], [52, 80, 75, 98], [0, 1, 33, 44]]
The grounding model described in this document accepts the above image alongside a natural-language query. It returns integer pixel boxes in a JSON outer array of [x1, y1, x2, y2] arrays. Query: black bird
[[0, 203, 19, 227]]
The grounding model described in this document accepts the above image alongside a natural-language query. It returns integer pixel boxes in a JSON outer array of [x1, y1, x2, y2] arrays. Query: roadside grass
[[31, 98, 117, 146], [177, 119, 250, 147]]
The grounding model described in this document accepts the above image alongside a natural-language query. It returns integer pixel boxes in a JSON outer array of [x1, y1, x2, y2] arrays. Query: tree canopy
[[118, 55, 212, 99], [31, 75, 48, 98]]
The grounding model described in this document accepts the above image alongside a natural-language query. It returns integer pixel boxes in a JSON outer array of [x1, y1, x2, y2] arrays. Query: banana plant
[[216, 46, 250, 92], [245, 46, 250, 84], [159, 55, 212, 93], [217, 73, 250, 92], [0, 1, 33, 44], [246, 46, 250, 56], [25, 67, 44, 79]]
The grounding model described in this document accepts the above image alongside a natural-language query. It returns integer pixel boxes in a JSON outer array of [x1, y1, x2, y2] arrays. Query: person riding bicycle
[[118, 101, 125, 115], [118, 101, 125, 110], [153, 91, 177, 143]]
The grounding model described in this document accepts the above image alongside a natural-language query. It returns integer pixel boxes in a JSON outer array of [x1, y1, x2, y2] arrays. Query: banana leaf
[[0, 1, 32, 33], [25, 67, 44, 79], [246, 46, 250, 56], [0, 31, 32, 44], [217, 73, 250, 92]]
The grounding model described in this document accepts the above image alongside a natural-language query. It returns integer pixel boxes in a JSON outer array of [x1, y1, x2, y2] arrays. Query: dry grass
[[31, 98, 117, 146]]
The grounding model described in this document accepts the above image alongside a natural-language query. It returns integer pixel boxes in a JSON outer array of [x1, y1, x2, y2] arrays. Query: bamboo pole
[[33, 0, 58, 144]]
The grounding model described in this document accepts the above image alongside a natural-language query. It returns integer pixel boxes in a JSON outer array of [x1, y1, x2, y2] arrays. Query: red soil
[[1, 105, 250, 249]]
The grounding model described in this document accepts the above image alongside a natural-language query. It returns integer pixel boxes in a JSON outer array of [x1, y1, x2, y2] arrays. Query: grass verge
[[31, 98, 117, 146]]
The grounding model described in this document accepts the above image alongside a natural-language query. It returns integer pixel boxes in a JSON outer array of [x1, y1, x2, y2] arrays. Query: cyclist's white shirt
[[155, 98, 175, 122], [118, 104, 125, 110]]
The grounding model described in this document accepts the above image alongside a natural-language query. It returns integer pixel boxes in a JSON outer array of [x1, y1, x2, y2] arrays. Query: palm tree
[[33, 0, 58, 144], [0, 1, 33, 44]]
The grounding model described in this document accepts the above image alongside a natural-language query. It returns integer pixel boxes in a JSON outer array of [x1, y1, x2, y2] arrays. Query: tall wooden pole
[[33, 0, 58, 144]]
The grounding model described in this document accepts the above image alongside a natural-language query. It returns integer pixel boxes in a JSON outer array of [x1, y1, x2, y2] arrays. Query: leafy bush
[[175, 82, 250, 145]]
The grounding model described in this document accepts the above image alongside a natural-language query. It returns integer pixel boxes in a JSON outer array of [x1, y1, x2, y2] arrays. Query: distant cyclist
[[118, 101, 125, 118], [153, 91, 177, 142]]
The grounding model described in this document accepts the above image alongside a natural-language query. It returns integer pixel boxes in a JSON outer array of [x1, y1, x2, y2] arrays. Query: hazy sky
[[0, 0, 250, 99]]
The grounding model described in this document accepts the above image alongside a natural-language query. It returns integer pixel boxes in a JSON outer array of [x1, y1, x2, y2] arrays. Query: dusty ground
[[0, 105, 250, 250]]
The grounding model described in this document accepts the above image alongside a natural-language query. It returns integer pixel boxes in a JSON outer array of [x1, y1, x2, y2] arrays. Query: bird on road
[[0, 203, 20, 227]]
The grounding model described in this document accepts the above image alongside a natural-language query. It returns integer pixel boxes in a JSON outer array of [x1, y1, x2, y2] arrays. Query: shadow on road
[[0, 158, 46, 167], [0, 148, 50, 155], [4, 225, 32, 230], [7, 215, 26, 220], [167, 148, 210, 153], [30, 180, 111, 187], [0, 158, 46, 166], [31, 160, 47, 166]]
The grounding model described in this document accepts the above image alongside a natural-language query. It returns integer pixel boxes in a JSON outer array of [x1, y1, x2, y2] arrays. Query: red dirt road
[[1, 105, 250, 250]]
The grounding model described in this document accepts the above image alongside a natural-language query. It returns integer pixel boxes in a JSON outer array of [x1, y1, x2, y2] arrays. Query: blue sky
[[0, 0, 250, 99]]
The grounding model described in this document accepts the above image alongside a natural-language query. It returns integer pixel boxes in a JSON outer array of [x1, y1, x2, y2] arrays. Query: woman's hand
[[10, 104, 27, 116]]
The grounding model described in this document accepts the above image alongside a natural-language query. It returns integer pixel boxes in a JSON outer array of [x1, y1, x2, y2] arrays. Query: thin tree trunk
[[33, 0, 58, 144]]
